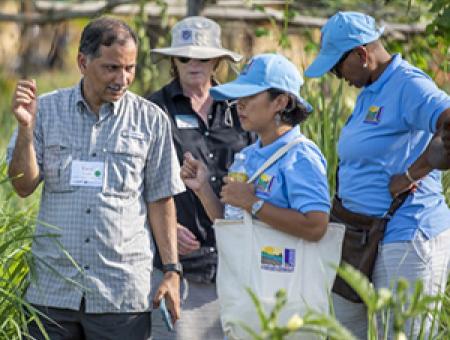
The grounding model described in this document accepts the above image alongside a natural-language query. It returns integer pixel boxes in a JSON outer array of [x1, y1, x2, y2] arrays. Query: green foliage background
[[0, 0, 448, 338]]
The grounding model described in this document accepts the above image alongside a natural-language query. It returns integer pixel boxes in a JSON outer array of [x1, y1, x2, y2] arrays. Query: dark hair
[[78, 17, 138, 58], [267, 88, 311, 126]]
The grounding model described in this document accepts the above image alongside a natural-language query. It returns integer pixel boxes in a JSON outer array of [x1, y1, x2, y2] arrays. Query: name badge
[[70, 161, 104, 187], [175, 115, 199, 129]]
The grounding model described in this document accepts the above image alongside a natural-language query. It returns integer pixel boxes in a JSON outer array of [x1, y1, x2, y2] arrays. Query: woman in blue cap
[[305, 11, 450, 338], [181, 53, 330, 246]]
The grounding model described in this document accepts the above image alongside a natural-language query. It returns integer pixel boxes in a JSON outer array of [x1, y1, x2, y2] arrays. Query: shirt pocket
[[43, 143, 78, 193], [103, 134, 147, 198]]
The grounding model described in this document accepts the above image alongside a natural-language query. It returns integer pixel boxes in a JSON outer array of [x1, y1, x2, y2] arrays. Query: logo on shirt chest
[[255, 173, 274, 196], [364, 106, 383, 124]]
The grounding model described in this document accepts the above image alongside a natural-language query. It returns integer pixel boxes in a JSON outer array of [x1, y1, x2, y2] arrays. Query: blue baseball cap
[[210, 53, 312, 112], [305, 12, 384, 78]]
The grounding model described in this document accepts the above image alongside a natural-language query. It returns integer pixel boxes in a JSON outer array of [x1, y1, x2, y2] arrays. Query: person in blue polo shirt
[[181, 53, 330, 248], [305, 11, 450, 338]]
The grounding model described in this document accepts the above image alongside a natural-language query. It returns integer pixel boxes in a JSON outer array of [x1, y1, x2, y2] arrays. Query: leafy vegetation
[[0, 0, 448, 338], [242, 264, 449, 339]]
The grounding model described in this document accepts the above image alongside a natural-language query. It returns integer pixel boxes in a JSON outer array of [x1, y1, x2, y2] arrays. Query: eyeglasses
[[177, 57, 212, 64], [330, 49, 353, 78]]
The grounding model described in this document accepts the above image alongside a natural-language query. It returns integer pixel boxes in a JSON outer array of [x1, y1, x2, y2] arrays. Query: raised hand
[[12, 79, 37, 128], [180, 152, 210, 192]]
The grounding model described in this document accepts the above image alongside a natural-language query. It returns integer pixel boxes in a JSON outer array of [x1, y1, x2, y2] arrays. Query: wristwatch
[[251, 199, 265, 217], [162, 263, 183, 278]]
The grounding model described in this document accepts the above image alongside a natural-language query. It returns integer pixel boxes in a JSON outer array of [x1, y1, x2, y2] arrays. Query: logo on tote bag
[[261, 246, 295, 272], [364, 106, 383, 124]]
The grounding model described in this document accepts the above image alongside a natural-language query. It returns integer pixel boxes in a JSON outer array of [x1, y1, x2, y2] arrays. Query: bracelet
[[404, 169, 416, 183]]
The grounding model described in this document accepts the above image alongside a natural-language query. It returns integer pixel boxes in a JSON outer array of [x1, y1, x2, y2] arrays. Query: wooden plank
[[31, 0, 427, 34]]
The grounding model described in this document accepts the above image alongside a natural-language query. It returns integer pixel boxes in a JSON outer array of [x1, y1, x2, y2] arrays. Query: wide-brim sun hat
[[151, 16, 242, 63], [210, 53, 313, 112], [305, 11, 385, 78]]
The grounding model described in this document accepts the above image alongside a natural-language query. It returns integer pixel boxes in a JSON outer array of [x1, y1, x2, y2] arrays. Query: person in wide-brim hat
[[146, 16, 253, 340], [151, 16, 242, 62]]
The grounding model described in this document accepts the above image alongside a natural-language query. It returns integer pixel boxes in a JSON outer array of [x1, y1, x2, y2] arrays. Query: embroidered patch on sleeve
[[261, 246, 295, 272], [364, 106, 383, 124]]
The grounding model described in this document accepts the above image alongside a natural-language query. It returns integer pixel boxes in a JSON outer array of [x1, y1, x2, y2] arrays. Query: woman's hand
[[177, 224, 200, 255], [180, 152, 209, 193], [389, 173, 417, 198], [220, 176, 257, 211], [443, 117, 450, 158]]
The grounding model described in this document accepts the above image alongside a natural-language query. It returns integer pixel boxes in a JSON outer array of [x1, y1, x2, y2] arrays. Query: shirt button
[[204, 131, 210, 137], [209, 153, 214, 158], [86, 208, 91, 214], [102, 148, 107, 153], [85, 237, 90, 243], [92, 152, 96, 157], [211, 176, 216, 182], [84, 265, 90, 270]]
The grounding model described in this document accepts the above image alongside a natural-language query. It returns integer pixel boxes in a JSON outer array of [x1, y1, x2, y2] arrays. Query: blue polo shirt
[[237, 127, 330, 214], [338, 54, 450, 243]]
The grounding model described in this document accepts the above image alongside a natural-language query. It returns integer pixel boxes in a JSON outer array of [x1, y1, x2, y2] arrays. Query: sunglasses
[[330, 49, 353, 78], [177, 57, 212, 64]]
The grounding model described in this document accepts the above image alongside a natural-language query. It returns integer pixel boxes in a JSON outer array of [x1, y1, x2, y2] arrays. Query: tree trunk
[[18, 0, 39, 77], [187, 0, 206, 16]]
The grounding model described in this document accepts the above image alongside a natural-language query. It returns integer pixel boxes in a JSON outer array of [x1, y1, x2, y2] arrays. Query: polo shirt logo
[[255, 173, 274, 196], [364, 105, 383, 124]]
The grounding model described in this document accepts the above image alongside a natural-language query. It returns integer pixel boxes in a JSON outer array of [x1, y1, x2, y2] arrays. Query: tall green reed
[[0, 160, 43, 339], [0, 159, 83, 339], [301, 76, 355, 195]]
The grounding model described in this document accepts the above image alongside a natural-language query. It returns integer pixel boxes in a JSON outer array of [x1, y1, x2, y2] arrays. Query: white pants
[[151, 269, 224, 340], [333, 228, 450, 339]]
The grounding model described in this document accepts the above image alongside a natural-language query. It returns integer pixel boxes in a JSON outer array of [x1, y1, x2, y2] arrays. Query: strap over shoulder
[[247, 136, 305, 184]]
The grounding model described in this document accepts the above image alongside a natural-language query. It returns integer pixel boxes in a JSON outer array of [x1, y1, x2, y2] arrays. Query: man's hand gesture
[[12, 79, 37, 128]]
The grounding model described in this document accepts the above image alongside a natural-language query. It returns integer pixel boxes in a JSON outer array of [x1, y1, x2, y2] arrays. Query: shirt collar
[[167, 79, 184, 98], [75, 79, 122, 116], [168, 78, 220, 99], [364, 53, 402, 93], [75, 80, 90, 114], [254, 127, 302, 158]]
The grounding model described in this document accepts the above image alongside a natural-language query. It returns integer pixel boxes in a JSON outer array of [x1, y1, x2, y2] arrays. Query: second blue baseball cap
[[305, 11, 384, 78], [210, 53, 312, 112]]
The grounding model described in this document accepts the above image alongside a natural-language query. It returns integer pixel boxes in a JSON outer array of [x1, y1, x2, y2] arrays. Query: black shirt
[[147, 79, 254, 272]]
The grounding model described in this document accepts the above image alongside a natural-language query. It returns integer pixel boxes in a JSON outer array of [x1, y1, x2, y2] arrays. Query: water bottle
[[224, 153, 248, 220]]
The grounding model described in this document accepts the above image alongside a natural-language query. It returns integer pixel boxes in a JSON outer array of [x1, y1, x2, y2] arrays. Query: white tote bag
[[214, 138, 345, 339]]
